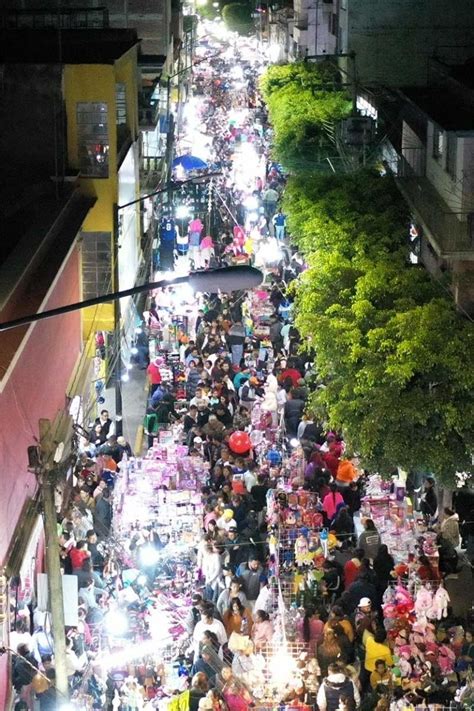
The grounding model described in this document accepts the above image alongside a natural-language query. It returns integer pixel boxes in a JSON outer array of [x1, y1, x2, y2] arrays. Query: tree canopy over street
[[260, 62, 351, 172], [260, 63, 474, 484]]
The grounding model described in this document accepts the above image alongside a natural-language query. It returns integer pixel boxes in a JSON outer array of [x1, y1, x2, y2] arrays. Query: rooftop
[[402, 86, 474, 132], [0, 28, 139, 64]]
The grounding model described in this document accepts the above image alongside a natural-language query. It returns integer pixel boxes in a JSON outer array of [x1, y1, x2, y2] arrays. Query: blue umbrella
[[172, 154, 208, 171]]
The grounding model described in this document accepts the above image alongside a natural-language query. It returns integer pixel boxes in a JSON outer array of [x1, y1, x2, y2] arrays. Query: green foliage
[[260, 61, 342, 100], [259, 63, 351, 171], [285, 171, 474, 483], [222, 2, 253, 34]]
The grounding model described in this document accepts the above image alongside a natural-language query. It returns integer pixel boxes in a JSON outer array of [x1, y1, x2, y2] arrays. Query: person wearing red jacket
[[322, 449, 340, 478], [69, 541, 90, 572], [279, 364, 302, 388], [147, 358, 162, 395]]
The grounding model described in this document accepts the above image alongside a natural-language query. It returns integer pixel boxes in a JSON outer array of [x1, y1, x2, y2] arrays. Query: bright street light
[[176, 204, 191, 219]]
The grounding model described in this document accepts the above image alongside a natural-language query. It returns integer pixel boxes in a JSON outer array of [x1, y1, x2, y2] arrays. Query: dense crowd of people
[[8, 18, 474, 711]]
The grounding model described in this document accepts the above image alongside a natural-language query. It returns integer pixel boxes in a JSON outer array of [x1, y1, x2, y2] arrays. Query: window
[[446, 133, 457, 178], [80, 231, 112, 299], [76, 102, 109, 177], [432, 125, 444, 161]]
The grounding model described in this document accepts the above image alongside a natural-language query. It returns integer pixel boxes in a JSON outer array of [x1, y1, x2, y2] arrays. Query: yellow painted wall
[[64, 64, 118, 233], [63, 50, 140, 232], [63, 50, 140, 340]]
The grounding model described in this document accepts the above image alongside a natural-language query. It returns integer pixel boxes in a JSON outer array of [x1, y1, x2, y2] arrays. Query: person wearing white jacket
[[202, 542, 223, 603], [192, 604, 227, 662], [261, 372, 279, 426]]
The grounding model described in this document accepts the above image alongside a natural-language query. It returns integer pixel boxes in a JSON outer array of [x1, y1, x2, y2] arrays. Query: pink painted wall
[[0, 245, 82, 707]]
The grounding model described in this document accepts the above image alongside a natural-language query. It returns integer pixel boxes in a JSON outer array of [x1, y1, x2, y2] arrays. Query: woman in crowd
[[223, 597, 253, 636]]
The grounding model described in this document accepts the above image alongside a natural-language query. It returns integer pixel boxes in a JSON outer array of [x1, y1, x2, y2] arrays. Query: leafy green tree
[[222, 2, 253, 34], [259, 63, 351, 171], [285, 173, 474, 484]]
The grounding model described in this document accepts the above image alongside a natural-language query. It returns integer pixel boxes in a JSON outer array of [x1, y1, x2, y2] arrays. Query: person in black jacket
[[225, 527, 248, 572], [12, 644, 38, 694], [420, 477, 438, 522], [284, 391, 304, 437], [345, 573, 379, 614]]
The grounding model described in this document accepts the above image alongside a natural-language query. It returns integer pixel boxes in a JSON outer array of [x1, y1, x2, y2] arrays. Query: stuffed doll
[[414, 585, 433, 619], [428, 585, 450, 620]]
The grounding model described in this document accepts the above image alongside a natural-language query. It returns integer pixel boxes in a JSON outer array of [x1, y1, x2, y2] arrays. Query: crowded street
[[8, 16, 474, 711]]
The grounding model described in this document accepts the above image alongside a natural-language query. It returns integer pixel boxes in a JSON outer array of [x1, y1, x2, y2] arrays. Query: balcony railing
[[396, 155, 473, 258]]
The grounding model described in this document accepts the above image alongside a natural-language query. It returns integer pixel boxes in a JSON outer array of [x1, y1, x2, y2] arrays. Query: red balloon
[[229, 431, 252, 454]]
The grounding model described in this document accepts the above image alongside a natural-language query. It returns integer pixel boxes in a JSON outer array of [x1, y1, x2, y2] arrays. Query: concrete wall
[[341, 0, 474, 87], [426, 123, 474, 218]]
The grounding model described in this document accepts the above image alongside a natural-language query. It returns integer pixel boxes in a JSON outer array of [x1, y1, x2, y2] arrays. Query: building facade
[[0, 185, 94, 707]]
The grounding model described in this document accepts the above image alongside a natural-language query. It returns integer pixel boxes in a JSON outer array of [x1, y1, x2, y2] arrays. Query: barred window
[[81, 231, 112, 299], [76, 102, 109, 178]]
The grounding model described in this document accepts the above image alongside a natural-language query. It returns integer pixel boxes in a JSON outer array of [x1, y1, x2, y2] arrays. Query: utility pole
[[38, 418, 69, 700], [113, 203, 124, 438]]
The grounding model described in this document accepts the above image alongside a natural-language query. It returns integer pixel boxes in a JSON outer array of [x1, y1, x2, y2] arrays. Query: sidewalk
[[102, 365, 148, 456]]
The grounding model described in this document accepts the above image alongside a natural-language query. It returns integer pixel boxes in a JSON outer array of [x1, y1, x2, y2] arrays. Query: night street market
[[7, 17, 474, 711]]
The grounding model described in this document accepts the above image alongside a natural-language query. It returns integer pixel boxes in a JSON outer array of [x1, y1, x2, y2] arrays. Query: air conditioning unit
[[340, 116, 375, 146]]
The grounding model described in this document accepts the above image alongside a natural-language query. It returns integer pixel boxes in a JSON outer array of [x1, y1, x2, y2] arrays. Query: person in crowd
[[202, 541, 223, 603], [323, 483, 345, 526], [69, 540, 91, 573], [222, 597, 253, 636], [317, 662, 360, 711], [343, 548, 365, 590], [358, 519, 381, 560], [94, 409, 114, 438], [440, 507, 461, 548], [317, 628, 350, 678], [251, 609, 273, 650], [236, 555, 265, 610], [354, 597, 378, 639], [216, 578, 249, 618], [298, 605, 324, 655], [362, 629, 393, 692], [369, 660, 392, 689], [283, 391, 304, 437], [420, 477, 438, 522], [12, 643, 38, 697], [94, 487, 112, 537], [332, 505, 355, 543], [192, 603, 228, 662], [372, 544, 395, 596]]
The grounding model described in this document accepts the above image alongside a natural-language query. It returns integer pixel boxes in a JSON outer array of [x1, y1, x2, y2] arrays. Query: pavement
[[102, 365, 148, 456]]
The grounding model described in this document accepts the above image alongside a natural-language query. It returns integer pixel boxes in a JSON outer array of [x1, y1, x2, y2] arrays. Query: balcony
[[396, 155, 473, 259]]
